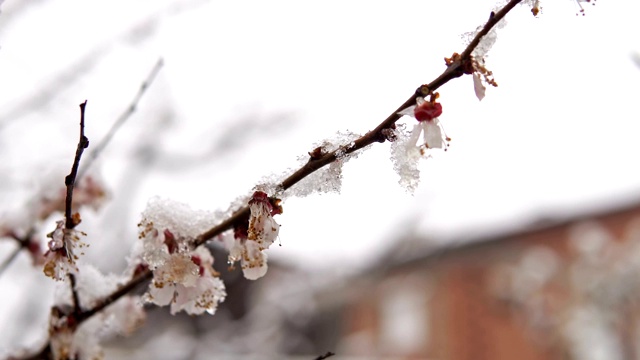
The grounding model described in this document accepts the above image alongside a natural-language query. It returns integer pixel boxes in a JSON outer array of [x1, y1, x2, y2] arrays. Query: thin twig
[[28, 0, 524, 353], [314, 351, 335, 360], [77, 58, 164, 180], [0, 246, 22, 275], [196, 0, 523, 246], [0, 230, 36, 277], [63, 101, 90, 316], [64, 101, 90, 229], [75, 270, 152, 323], [68, 273, 81, 315]]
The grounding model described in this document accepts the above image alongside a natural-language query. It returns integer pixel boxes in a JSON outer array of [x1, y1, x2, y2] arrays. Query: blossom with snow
[[43, 218, 87, 280], [226, 191, 281, 280], [138, 219, 226, 315], [398, 97, 447, 150], [146, 246, 226, 315], [391, 96, 449, 192]]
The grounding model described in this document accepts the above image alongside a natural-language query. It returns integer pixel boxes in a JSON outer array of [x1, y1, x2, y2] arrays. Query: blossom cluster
[[138, 220, 226, 315]]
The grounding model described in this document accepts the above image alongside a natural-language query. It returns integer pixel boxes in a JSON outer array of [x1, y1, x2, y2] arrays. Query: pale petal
[[397, 105, 417, 118], [473, 73, 486, 101], [241, 240, 268, 280], [423, 120, 444, 149]]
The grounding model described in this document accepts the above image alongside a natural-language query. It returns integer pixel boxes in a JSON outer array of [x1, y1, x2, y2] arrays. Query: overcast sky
[[1, 0, 639, 276]]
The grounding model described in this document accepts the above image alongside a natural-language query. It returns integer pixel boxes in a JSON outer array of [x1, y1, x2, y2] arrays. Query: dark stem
[[64, 100, 89, 230], [68, 273, 81, 315], [75, 270, 153, 323], [314, 351, 335, 360], [0, 246, 21, 275]]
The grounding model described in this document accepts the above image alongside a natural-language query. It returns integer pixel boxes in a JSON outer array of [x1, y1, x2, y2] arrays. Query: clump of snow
[[286, 130, 369, 198], [389, 124, 421, 193], [135, 198, 227, 315], [460, 1, 509, 59], [140, 197, 218, 240]]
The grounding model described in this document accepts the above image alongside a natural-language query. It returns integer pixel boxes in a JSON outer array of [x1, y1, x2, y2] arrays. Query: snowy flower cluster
[[138, 220, 226, 315], [136, 198, 226, 315], [225, 191, 281, 280]]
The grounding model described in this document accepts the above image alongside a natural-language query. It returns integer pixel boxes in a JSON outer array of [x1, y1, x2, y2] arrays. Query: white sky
[[0, 0, 639, 276]]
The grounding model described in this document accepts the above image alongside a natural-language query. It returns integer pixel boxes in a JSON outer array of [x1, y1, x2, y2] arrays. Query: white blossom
[[146, 246, 226, 315], [392, 97, 449, 192], [248, 191, 280, 249], [136, 200, 227, 315], [224, 191, 281, 280], [43, 219, 87, 281]]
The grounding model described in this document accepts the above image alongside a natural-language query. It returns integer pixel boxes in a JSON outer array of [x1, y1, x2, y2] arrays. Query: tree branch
[[314, 351, 335, 360], [27, 0, 524, 354]]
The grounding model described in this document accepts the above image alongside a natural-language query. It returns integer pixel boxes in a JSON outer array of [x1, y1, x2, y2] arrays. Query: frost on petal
[[155, 254, 200, 287], [473, 72, 486, 101], [241, 240, 268, 280], [390, 124, 422, 193]]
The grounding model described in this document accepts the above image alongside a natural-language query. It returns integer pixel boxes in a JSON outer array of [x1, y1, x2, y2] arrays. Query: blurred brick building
[[311, 201, 640, 360]]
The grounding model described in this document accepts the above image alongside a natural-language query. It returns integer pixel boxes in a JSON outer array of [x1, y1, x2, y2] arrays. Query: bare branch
[[25, 1, 525, 354], [78, 58, 164, 180], [314, 351, 335, 360], [0, 246, 21, 275]]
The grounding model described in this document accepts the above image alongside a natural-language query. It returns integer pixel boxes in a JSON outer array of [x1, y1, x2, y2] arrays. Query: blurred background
[[1, 0, 640, 358]]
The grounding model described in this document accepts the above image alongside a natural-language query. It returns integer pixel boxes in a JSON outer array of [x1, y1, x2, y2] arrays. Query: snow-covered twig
[[22, 0, 529, 357]]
